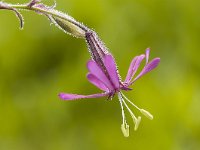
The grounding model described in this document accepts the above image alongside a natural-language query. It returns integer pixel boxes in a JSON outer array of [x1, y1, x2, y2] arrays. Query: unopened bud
[[53, 16, 86, 38], [140, 109, 153, 120]]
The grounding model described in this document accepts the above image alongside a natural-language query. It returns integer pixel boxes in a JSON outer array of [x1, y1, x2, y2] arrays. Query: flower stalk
[[0, 0, 88, 37]]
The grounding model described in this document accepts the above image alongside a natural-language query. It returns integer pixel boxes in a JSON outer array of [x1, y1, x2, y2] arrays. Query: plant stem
[[9, 3, 89, 32]]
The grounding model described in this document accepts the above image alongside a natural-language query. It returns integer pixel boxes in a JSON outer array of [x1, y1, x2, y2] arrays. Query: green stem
[[1, 2, 89, 38], [11, 4, 87, 31]]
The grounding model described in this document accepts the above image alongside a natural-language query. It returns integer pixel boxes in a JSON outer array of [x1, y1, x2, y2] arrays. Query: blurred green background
[[0, 0, 200, 149]]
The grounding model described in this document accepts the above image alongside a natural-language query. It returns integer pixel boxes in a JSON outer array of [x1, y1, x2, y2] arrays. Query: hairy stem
[[0, 1, 89, 38], [11, 4, 88, 31]]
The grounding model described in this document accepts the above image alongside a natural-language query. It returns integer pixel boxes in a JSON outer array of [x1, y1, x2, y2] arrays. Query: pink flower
[[59, 48, 160, 137]]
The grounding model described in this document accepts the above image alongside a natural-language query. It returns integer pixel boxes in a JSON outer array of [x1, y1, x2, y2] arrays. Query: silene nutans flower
[[0, 0, 160, 137], [59, 31, 160, 137]]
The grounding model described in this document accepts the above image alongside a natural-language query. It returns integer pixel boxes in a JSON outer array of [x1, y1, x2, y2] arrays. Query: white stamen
[[118, 93, 126, 125], [118, 93, 148, 136], [119, 92, 142, 133], [118, 93, 130, 137], [121, 92, 140, 110], [118, 93, 129, 137], [121, 92, 153, 120], [120, 94, 137, 124]]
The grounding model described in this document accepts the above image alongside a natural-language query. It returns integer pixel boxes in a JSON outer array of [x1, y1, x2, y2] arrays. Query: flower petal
[[103, 54, 120, 89], [87, 73, 109, 92], [124, 54, 145, 83], [59, 92, 108, 100], [87, 60, 114, 90], [133, 58, 160, 82], [124, 56, 138, 83], [145, 48, 150, 64]]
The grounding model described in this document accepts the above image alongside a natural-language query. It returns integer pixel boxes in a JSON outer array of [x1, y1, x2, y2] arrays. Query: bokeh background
[[0, 0, 200, 149]]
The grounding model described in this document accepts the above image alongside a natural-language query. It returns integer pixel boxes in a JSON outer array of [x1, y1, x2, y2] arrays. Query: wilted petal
[[87, 60, 114, 90], [59, 92, 108, 100], [103, 54, 120, 89], [133, 58, 160, 82], [87, 73, 108, 92], [124, 54, 145, 83]]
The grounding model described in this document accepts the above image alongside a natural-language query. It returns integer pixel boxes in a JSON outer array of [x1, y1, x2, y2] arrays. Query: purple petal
[[59, 92, 108, 100], [87, 73, 109, 92], [145, 48, 150, 63], [103, 55, 120, 89], [133, 58, 160, 82], [87, 60, 114, 90], [124, 54, 145, 83], [124, 56, 138, 83]]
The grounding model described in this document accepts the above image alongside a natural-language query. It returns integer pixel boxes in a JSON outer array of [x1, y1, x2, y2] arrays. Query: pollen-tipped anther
[[140, 109, 154, 120], [134, 116, 141, 131], [121, 123, 129, 137]]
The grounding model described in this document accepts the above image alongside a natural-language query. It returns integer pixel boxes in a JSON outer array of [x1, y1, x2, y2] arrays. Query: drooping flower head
[[59, 46, 160, 137], [0, 0, 160, 137]]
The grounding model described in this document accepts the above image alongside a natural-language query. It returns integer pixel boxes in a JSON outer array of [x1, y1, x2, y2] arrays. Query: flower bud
[[53, 16, 86, 38]]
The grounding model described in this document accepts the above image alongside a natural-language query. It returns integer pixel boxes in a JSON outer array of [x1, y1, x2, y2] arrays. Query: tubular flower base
[[59, 48, 160, 137]]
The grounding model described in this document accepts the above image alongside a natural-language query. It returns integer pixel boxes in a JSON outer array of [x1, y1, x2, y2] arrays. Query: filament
[[118, 93, 126, 125]]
